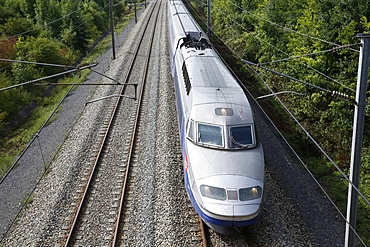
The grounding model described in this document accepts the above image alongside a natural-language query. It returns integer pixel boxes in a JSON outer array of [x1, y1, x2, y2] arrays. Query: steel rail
[[63, 2, 159, 245], [198, 215, 208, 247], [112, 1, 162, 245]]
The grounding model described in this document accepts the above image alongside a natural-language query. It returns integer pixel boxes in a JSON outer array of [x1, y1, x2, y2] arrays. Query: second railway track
[[63, 1, 162, 246]]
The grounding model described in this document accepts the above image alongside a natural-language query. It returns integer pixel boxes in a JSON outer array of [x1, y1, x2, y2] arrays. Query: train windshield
[[229, 125, 254, 148], [197, 123, 223, 147]]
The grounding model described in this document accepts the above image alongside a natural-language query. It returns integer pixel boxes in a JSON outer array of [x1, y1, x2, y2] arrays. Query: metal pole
[[345, 33, 370, 247], [207, 0, 211, 38], [109, 0, 116, 59]]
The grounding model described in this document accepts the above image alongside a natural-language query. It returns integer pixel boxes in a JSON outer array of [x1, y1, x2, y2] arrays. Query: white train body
[[168, 0, 265, 234]]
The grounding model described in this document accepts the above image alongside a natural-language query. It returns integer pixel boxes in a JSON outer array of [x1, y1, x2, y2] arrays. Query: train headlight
[[200, 185, 226, 201], [239, 186, 262, 201]]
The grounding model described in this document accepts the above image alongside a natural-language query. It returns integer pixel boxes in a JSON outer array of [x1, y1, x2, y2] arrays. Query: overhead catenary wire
[[241, 59, 356, 104], [205, 14, 370, 207], [208, 23, 370, 208], [211, 3, 357, 93], [0, 1, 109, 73], [0, 0, 113, 89], [0, 2, 141, 242], [0, 58, 76, 69], [251, 68, 367, 247], [0, 0, 108, 43], [0, 63, 97, 92], [0, 79, 78, 185], [259, 43, 362, 66], [248, 62, 368, 247], [224, 0, 360, 53], [218, 32, 369, 247], [0, 74, 82, 245]]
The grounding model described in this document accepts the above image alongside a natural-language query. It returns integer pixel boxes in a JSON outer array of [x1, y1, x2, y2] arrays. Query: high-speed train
[[168, 0, 265, 234]]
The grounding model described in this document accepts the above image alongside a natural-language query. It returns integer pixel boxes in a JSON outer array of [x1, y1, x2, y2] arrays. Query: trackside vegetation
[[187, 0, 370, 245], [0, 0, 137, 177]]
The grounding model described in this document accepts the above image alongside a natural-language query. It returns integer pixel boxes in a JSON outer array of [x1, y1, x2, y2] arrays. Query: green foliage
[[59, 0, 91, 52], [0, 17, 38, 37], [81, 0, 109, 38], [0, 5, 16, 25], [206, 0, 370, 243], [0, 111, 8, 131], [0, 75, 74, 179], [360, 16, 370, 32], [0, 72, 31, 124], [0, 5, 136, 180], [0, 153, 14, 181], [17, 0, 37, 18], [0, 0, 131, 141], [113, 0, 127, 21], [34, 0, 62, 37], [211, 0, 370, 157], [12, 36, 71, 86]]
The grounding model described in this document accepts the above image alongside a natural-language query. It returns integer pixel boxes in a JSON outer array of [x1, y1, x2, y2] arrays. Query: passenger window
[[198, 123, 223, 146]]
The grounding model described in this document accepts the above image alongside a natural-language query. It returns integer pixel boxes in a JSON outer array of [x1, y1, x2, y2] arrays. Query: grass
[[0, 81, 77, 178], [21, 195, 34, 210], [306, 156, 370, 246]]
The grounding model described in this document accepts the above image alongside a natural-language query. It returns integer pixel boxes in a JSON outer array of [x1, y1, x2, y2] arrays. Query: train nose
[[202, 202, 261, 220]]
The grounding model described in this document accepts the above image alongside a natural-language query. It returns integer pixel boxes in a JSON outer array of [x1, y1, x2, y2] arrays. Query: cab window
[[229, 125, 254, 148], [197, 123, 223, 147]]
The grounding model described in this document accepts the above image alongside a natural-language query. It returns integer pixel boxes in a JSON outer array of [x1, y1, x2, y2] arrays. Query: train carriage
[[168, 0, 265, 234]]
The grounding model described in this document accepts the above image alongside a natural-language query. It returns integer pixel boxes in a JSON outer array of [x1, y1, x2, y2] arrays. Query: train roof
[[184, 52, 240, 89], [169, 3, 200, 38], [185, 52, 250, 105], [183, 51, 254, 125], [168, 0, 209, 51], [169, 1, 254, 125]]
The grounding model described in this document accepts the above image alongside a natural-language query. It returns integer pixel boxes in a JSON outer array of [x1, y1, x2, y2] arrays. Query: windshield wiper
[[230, 136, 252, 148]]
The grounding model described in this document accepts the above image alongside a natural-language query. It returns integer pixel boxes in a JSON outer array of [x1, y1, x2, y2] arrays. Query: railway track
[[61, 1, 161, 246], [198, 215, 208, 246]]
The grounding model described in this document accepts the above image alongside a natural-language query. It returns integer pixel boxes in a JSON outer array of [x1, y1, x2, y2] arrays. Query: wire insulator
[[331, 90, 348, 99], [330, 91, 357, 104]]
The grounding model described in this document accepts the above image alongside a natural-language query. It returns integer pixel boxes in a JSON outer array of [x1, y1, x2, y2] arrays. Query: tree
[[59, 0, 91, 52], [0, 37, 17, 74], [210, 0, 370, 158], [0, 72, 31, 133], [34, 0, 62, 37], [0, 5, 16, 25], [82, 0, 109, 37], [12, 36, 72, 94], [0, 17, 39, 37]]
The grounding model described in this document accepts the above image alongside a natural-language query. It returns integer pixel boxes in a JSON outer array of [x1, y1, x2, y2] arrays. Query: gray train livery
[[168, 0, 265, 235]]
